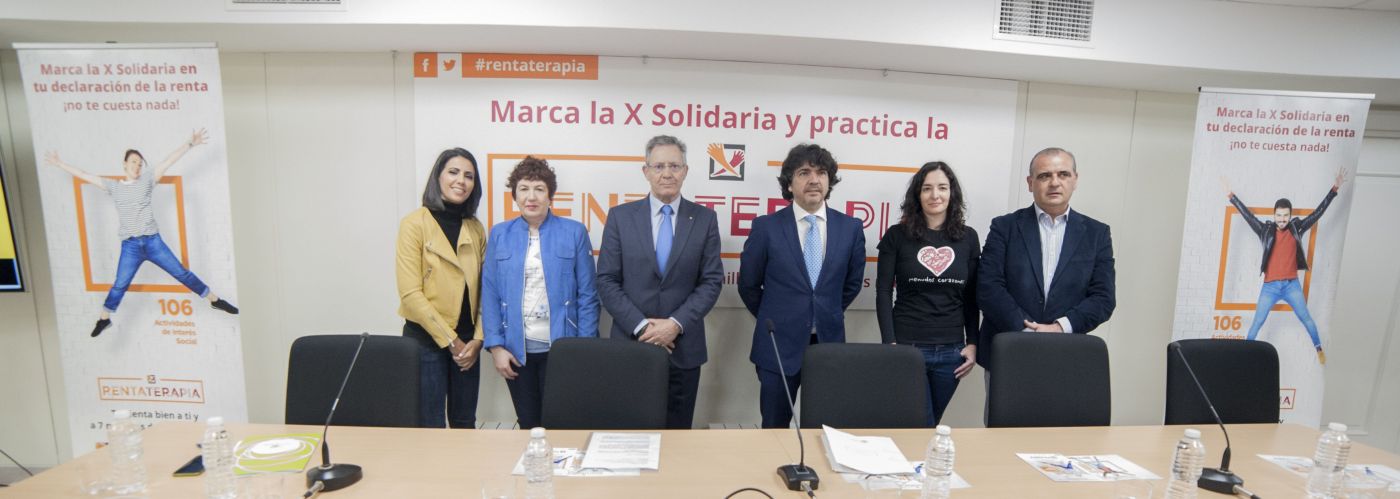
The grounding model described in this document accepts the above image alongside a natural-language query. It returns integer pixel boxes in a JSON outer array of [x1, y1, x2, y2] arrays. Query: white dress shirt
[[1033, 204, 1074, 334], [649, 193, 683, 246], [793, 202, 827, 260]]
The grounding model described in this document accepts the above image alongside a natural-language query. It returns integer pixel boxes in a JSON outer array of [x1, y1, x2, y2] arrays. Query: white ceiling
[[2, 1, 1397, 105], [1218, 0, 1400, 10]]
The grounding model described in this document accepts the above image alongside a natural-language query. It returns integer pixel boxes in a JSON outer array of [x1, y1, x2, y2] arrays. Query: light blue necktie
[[656, 204, 674, 275], [803, 214, 822, 286]]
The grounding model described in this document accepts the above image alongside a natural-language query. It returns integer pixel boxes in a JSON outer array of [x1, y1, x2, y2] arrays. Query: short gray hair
[[645, 135, 687, 163], [1028, 147, 1077, 175]]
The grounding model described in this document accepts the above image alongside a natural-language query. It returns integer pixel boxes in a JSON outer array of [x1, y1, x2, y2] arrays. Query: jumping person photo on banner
[[1220, 166, 1347, 365], [44, 128, 240, 338]]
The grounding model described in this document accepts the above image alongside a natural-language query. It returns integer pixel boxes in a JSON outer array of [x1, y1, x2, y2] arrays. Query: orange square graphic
[[412, 52, 438, 78], [73, 176, 190, 293], [1214, 205, 1318, 311]]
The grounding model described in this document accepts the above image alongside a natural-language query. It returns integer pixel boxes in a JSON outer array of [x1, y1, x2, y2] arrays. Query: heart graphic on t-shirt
[[918, 246, 955, 276]]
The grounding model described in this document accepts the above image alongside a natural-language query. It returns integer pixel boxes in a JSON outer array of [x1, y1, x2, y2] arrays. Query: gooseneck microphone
[[1169, 341, 1248, 496], [767, 319, 819, 494], [306, 332, 370, 493]]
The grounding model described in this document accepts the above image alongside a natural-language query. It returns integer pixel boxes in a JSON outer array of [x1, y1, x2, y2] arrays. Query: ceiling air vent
[[994, 0, 1094, 46]]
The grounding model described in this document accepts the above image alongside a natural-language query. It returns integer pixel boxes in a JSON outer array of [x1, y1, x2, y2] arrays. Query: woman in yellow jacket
[[396, 148, 486, 428]]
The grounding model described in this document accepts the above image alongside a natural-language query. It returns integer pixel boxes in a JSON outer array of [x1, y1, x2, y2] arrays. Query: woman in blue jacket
[[482, 156, 599, 429]]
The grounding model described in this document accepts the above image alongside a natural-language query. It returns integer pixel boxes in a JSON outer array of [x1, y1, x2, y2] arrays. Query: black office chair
[[988, 332, 1111, 427], [540, 337, 669, 430], [799, 343, 930, 429], [1165, 339, 1279, 425], [285, 334, 421, 428]]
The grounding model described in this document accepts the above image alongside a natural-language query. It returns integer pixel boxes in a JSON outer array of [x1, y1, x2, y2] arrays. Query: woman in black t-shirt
[[875, 161, 980, 426]]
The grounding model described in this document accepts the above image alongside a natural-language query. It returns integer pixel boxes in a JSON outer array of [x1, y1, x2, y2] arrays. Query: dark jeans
[[104, 234, 208, 312], [505, 351, 549, 429], [415, 336, 480, 429], [915, 342, 965, 427]]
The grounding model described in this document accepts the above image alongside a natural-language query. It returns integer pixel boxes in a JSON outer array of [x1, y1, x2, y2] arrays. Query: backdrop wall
[[2, 50, 1398, 468]]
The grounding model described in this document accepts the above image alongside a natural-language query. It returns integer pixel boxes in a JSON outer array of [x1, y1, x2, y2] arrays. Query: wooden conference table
[[6, 422, 1399, 498]]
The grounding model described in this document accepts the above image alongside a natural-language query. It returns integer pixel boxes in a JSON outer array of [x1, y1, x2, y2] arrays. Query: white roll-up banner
[[1172, 87, 1372, 426], [17, 43, 247, 454]]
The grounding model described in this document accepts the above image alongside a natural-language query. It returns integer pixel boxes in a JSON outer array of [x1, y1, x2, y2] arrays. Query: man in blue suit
[[739, 143, 867, 429], [977, 147, 1116, 373], [596, 135, 724, 429]]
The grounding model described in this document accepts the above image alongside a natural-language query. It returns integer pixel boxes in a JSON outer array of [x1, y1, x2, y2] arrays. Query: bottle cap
[[1328, 422, 1348, 432], [113, 409, 131, 419], [936, 425, 951, 436], [207, 416, 224, 426], [1184, 428, 1201, 439], [530, 427, 546, 438]]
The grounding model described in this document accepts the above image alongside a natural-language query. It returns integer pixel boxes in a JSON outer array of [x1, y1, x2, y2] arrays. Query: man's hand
[[1334, 166, 1347, 190], [1219, 175, 1232, 198], [1024, 320, 1064, 333], [638, 318, 680, 351]]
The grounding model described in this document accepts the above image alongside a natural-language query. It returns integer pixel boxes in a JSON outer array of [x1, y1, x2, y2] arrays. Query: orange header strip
[[460, 53, 598, 80]]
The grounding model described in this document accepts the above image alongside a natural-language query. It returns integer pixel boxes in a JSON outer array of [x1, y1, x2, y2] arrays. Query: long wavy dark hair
[[899, 161, 968, 241]]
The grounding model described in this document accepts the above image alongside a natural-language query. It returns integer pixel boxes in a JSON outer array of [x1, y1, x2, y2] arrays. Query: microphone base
[[777, 464, 820, 491], [1197, 467, 1243, 495], [306, 463, 363, 492]]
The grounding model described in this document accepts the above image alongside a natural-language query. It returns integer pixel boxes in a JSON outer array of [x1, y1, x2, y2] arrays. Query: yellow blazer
[[396, 207, 486, 348]]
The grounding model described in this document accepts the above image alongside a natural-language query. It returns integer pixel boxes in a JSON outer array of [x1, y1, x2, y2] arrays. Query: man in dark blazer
[[739, 143, 866, 429], [596, 135, 724, 429], [977, 147, 1116, 372]]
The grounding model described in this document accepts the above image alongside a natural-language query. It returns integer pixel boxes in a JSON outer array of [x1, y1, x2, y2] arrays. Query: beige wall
[[2, 51, 1398, 468]]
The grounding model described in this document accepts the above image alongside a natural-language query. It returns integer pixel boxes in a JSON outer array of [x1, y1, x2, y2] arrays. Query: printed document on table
[[1017, 453, 1160, 482], [1259, 455, 1400, 489], [579, 432, 661, 470], [822, 425, 917, 475], [511, 448, 640, 477]]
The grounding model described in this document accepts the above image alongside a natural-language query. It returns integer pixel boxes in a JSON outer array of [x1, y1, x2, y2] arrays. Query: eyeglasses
[[644, 162, 686, 173]]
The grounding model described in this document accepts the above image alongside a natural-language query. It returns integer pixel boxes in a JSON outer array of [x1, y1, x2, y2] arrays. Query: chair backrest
[[988, 332, 1111, 428], [285, 334, 420, 428], [799, 343, 930, 429], [1165, 339, 1279, 425], [541, 337, 669, 430]]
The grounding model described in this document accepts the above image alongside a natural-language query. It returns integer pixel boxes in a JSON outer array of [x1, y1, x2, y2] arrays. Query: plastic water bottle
[[523, 427, 554, 499], [1164, 428, 1206, 499], [107, 410, 147, 495], [1305, 422, 1352, 499], [920, 424, 954, 499], [201, 417, 237, 499]]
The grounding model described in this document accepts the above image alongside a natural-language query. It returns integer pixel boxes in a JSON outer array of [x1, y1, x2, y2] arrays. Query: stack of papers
[[511, 432, 661, 478], [821, 426, 971, 491], [1017, 453, 1161, 482]]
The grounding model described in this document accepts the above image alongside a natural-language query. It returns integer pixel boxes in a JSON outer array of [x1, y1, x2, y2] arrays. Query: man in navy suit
[[977, 147, 1116, 373], [596, 135, 724, 429], [739, 143, 867, 429]]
